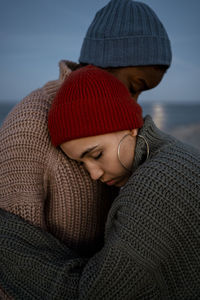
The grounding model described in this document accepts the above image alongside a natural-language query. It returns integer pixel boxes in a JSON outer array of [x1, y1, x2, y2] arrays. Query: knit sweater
[[0, 116, 199, 299], [0, 60, 114, 255]]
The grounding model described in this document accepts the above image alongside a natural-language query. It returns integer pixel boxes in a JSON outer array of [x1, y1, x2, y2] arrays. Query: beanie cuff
[[79, 36, 172, 68]]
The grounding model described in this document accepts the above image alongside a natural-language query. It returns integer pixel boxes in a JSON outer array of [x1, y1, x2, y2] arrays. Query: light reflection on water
[[151, 103, 166, 131], [141, 102, 200, 149], [141, 102, 200, 132]]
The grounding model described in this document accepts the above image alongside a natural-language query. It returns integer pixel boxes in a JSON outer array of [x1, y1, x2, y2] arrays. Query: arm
[[0, 87, 115, 254], [0, 208, 161, 300], [0, 92, 49, 228]]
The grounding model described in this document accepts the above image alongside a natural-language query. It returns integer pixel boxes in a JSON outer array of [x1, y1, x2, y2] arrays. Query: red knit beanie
[[48, 65, 143, 147]]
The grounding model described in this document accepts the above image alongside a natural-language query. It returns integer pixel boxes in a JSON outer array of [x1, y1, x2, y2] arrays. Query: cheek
[[101, 151, 122, 174], [102, 151, 129, 177]]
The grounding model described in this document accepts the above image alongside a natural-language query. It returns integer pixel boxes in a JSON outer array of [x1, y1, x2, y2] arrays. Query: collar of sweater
[[43, 60, 81, 98], [132, 115, 175, 172], [59, 60, 80, 81]]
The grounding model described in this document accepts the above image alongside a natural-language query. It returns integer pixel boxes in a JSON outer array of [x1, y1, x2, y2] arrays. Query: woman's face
[[61, 129, 138, 187]]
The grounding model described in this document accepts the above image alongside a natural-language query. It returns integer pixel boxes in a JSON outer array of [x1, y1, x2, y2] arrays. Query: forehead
[[61, 131, 126, 159], [61, 135, 99, 156]]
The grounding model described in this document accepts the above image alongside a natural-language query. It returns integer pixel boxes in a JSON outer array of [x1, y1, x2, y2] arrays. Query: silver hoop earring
[[137, 134, 150, 161], [117, 134, 133, 173]]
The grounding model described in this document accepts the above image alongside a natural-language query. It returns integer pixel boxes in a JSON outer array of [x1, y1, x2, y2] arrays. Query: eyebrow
[[80, 145, 99, 159]]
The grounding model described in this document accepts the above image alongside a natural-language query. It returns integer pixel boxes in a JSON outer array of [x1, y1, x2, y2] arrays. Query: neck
[[132, 115, 176, 172]]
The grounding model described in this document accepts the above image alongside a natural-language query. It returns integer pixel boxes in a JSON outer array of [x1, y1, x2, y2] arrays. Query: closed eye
[[94, 152, 103, 160], [79, 152, 103, 165]]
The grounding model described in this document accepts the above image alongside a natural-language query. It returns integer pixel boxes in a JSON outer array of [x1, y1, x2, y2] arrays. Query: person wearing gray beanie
[[80, 0, 172, 101]]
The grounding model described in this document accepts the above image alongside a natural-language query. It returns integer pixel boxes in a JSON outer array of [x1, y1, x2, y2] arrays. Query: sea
[[1, 101, 200, 149]]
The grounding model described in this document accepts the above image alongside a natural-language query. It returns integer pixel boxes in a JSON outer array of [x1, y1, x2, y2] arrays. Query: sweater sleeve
[[0, 89, 52, 229], [0, 208, 161, 300]]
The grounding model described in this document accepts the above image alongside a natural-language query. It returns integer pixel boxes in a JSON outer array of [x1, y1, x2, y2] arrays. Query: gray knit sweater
[[0, 116, 200, 299]]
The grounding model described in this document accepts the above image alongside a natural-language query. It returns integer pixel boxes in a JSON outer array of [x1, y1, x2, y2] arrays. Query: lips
[[105, 179, 117, 186], [104, 177, 123, 186], [103, 175, 129, 187]]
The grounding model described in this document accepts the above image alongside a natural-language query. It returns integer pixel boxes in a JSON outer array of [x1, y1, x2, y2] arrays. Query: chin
[[115, 178, 128, 187], [115, 183, 124, 187]]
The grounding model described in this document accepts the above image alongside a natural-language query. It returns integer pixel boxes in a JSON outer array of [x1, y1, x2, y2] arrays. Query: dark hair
[[153, 65, 169, 72], [77, 63, 169, 74]]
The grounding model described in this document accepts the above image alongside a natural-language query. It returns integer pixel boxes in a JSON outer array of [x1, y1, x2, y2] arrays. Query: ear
[[130, 128, 138, 137]]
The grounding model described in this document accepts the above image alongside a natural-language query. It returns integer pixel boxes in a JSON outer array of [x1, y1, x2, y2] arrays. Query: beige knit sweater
[[0, 60, 114, 255]]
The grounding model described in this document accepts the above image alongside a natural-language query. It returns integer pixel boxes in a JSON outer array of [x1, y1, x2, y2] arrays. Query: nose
[[86, 164, 104, 181]]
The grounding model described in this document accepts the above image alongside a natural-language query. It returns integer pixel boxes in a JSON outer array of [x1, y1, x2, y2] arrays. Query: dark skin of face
[[106, 66, 167, 102]]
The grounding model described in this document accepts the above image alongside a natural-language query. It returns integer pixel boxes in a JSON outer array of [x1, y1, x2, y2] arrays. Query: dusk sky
[[1, 0, 200, 103]]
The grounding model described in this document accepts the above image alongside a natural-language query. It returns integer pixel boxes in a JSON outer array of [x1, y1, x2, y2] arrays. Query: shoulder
[[128, 140, 200, 201], [107, 138, 200, 229], [104, 139, 200, 291], [106, 140, 200, 243], [1, 60, 74, 132], [0, 78, 63, 167]]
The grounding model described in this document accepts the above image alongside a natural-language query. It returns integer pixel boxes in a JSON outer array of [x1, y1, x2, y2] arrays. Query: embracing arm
[[0, 208, 161, 300], [0, 89, 54, 229]]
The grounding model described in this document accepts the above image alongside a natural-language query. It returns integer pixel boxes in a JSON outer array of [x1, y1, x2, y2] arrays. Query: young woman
[[49, 65, 200, 298], [0, 65, 199, 299]]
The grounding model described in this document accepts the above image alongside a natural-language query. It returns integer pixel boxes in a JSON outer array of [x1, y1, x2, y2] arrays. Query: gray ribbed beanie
[[79, 0, 172, 68]]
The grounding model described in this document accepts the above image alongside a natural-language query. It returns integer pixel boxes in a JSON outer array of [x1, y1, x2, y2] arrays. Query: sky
[[0, 0, 200, 103]]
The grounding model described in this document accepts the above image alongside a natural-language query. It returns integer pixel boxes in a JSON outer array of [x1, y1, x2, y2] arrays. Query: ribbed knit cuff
[[80, 36, 172, 68]]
